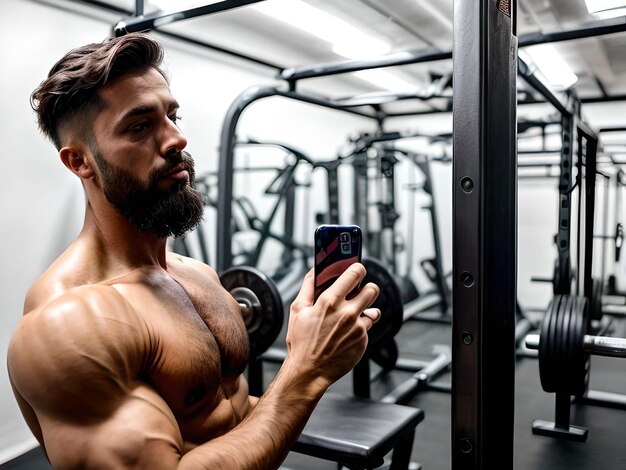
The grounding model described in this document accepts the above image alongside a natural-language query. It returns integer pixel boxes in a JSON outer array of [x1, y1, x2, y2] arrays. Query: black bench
[[293, 392, 424, 469]]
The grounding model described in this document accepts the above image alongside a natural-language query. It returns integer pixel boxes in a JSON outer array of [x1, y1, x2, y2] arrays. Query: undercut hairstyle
[[31, 33, 166, 150]]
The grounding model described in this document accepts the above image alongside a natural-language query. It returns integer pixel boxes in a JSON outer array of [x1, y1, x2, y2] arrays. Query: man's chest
[[111, 267, 250, 413]]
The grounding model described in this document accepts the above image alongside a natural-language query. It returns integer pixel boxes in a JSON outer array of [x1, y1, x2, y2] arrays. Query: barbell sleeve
[[583, 335, 626, 358], [525, 334, 540, 350], [525, 333, 626, 358]]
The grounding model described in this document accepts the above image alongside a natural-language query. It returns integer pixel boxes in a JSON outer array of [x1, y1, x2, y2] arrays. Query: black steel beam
[[281, 49, 452, 81], [155, 29, 284, 71], [281, 17, 626, 83], [74, 0, 284, 71], [518, 57, 571, 116], [452, 0, 517, 468], [114, 0, 267, 36], [582, 94, 626, 103], [595, 75, 609, 98], [518, 17, 626, 48], [599, 127, 626, 133]]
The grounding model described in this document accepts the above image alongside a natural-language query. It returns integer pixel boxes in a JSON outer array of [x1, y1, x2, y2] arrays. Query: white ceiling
[[84, 1, 626, 105]]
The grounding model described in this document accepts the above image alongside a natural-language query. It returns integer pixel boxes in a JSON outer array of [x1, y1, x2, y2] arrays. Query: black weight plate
[[539, 295, 590, 396], [370, 338, 399, 373], [220, 266, 284, 359], [558, 295, 574, 393], [572, 296, 590, 396], [539, 295, 561, 393], [362, 258, 404, 353]]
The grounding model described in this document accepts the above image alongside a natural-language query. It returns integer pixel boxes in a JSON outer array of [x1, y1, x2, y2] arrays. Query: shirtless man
[[7, 33, 381, 469]]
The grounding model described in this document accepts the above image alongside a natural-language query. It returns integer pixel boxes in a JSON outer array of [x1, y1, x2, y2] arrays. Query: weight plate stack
[[538, 294, 589, 396]]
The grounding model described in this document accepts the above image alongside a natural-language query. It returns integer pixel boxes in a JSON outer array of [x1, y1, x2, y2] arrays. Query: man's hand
[[285, 263, 381, 389]]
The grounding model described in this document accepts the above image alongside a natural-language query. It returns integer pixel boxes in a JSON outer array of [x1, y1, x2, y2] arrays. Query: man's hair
[[31, 33, 166, 150]]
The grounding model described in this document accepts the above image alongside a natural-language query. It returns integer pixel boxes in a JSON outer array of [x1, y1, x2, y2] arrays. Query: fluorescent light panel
[[252, 0, 389, 59], [252, 0, 418, 91], [585, 0, 626, 18], [150, 0, 413, 92], [585, 0, 626, 13], [522, 44, 578, 90]]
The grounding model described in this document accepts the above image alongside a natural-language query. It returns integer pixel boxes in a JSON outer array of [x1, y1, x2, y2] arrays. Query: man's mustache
[[155, 150, 195, 180]]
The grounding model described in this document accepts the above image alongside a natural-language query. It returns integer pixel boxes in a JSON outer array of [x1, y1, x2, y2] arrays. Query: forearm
[[178, 360, 328, 470]]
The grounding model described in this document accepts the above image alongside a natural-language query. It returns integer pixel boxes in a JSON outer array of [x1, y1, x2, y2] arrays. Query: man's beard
[[93, 149, 206, 239]]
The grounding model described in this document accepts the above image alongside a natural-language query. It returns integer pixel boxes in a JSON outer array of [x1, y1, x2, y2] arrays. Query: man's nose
[[160, 117, 188, 157]]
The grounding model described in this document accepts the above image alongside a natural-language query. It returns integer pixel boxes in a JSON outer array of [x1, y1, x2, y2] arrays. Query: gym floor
[[3, 314, 625, 470]]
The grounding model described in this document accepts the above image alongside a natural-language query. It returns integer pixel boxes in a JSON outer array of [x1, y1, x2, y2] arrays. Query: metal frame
[[215, 86, 381, 272], [113, 0, 267, 36], [554, 96, 577, 295], [452, 1, 517, 469]]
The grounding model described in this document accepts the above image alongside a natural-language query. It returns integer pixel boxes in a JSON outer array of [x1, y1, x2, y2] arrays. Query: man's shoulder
[[24, 278, 131, 316], [10, 284, 147, 407], [9, 285, 150, 425], [18, 284, 141, 345]]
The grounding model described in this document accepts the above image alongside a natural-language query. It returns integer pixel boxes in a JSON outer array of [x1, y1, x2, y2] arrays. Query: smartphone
[[314, 225, 363, 302]]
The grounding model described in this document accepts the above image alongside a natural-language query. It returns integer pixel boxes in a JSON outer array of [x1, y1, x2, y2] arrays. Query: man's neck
[[80, 201, 169, 272]]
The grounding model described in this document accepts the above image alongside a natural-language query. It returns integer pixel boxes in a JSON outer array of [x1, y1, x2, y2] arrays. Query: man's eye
[[169, 114, 182, 124], [129, 122, 150, 134]]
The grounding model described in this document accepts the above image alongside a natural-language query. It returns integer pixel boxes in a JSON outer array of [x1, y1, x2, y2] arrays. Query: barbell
[[525, 295, 626, 397], [525, 333, 626, 358], [525, 294, 626, 441]]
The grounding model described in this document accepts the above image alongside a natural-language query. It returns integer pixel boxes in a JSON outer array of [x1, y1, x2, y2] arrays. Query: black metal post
[[410, 153, 450, 313], [583, 133, 599, 300], [452, 1, 517, 469], [555, 103, 575, 295], [600, 176, 610, 288]]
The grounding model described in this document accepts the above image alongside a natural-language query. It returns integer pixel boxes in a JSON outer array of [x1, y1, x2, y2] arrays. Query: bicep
[[8, 290, 184, 468], [43, 384, 184, 469]]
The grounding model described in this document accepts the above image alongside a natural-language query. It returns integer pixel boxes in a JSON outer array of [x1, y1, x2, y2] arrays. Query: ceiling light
[[521, 45, 578, 90], [588, 7, 626, 19], [251, 0, 390, 59], [585, 0, 626, 14]]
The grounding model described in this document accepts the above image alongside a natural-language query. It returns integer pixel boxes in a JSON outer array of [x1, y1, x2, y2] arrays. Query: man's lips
[[163, 164, 190, 181]]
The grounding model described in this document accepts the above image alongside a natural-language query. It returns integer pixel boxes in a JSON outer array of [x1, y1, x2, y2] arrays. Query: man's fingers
[[360, 308, 381, 329], [318, 263, 366, 302], [292, 268, 314, 308]]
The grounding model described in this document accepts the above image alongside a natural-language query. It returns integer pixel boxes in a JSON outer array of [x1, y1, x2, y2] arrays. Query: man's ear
[[59, 147, 95, 179]]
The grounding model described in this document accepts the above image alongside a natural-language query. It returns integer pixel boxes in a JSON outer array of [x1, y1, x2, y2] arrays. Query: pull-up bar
[[114, 0, 267, 36]]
